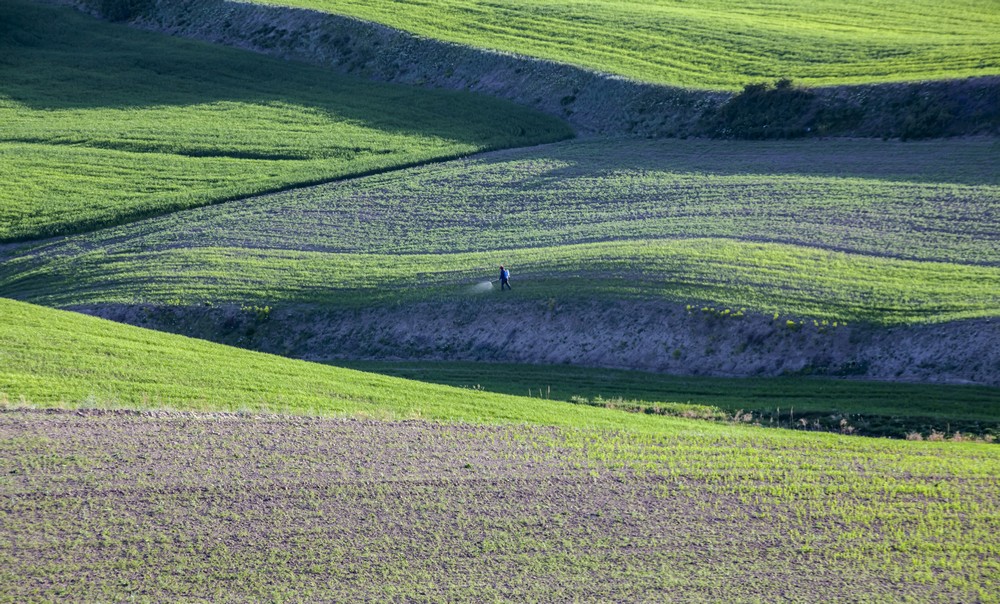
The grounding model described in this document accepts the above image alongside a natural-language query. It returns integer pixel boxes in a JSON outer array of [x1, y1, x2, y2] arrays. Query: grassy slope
[[4, 138, 998, 324], [2, 299, 999, 601], [4, 238, 999, 324], [3, 296, 998, 432], [344, 360, 1000, 423], [2, 412, 998, 602], [0, 296, 690, 430], [0, 0, 570, 242], [254, 0, 1000, 89], [3, 297, 997, 431]]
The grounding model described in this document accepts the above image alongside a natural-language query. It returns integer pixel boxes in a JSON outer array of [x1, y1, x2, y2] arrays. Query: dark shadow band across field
[[0, 0, 567, 134], [4, 238, 998, 325], [339, 360, 1000, 440], [0, 0, 571, 241]]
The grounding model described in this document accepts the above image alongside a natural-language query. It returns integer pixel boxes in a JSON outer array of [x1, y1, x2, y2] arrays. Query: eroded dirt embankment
[[76, 300, 1000, 386], [58, 0, 1000, 138]]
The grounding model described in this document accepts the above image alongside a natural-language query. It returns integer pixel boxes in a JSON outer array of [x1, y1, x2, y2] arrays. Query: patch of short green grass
[[254, 0, 1000, 89], [3, 138, 997, 325], [342, 360, 1000, 439], [4, 238, 998, 324], [2, 411, 998, 602], [0, 0, 571, 241], [0, 297, 692, 431]]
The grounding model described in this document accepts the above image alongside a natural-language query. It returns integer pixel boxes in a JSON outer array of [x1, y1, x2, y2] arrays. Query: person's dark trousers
[[501, 280, 511, 290]]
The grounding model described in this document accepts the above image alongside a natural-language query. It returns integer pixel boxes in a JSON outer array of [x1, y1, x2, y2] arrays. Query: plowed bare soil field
[[2, 410, 998, 602]]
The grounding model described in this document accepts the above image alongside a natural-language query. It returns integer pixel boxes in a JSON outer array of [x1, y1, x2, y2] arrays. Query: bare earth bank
[[75, 300, 1000, 386]]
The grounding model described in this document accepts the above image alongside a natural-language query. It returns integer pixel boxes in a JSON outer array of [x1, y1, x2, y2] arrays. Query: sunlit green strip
[[4, 238, 997, 324], [254, 0, 1000, 88]]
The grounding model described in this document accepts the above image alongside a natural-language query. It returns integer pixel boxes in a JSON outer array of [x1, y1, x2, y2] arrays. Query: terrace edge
[[51, 0, 1000, 139], [74, 300, 1000, 387]]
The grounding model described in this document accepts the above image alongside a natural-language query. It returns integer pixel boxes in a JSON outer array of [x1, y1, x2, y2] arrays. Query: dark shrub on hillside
[[896, 93, 956, 140], [95, 0, 152, 22], [708, 79, 818, 139], [812, 105, 865, 135]]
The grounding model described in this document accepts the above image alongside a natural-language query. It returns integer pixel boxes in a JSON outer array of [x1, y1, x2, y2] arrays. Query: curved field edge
[[247, 0, 1000, 90], [15, 137, 996, 265], [342, 360, 1000, 439], [0, 296, 730, 432], [4, 238, 998, 325], [1, 411, 999, 602], [0, 0, 571, 242], [57, 0, 1000, 138], [5, 297, 997, 433]]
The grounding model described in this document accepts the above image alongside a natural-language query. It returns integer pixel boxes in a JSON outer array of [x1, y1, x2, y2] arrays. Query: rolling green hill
[[0, 0, 570, 242], [1, 295, 998, 432], [0, 296, 631, 426], [345, 360, 1000, 435], [4, 238, 999, 324], [4, 138, 997, 325], [1, 297, 999, 601], [3, 1, 999, 600], [254, 0, 1000, 89]]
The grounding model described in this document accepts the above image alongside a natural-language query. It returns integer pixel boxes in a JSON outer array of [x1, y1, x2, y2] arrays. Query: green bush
[[897, 94, 955, 140], [709, 79, 817, 139], [94, 0, 152, 21]]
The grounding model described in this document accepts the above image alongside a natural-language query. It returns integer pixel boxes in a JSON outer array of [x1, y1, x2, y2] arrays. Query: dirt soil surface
[[2, 410, 997, 602], [79, 299, 1000, 386]]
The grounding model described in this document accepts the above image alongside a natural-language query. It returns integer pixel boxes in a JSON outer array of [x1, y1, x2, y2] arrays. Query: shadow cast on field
[[0, 0, 556, 146], [502, 137, 1000, 187]]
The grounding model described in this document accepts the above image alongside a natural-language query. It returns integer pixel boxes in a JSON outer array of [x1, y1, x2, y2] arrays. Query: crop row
[[4, 238, 998, 324], [20, 137, 995, 264], [2, 410, 998, 601], [0, 0, 570, 242], [256, 0, 1000, 88]]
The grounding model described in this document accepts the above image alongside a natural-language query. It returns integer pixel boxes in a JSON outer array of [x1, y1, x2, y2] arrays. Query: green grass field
[[4, 238, 999, 324], [0, 0, 570, 242], [3, 1, 999, 600], [255, 0, 1000, 89], [2, 298, 999, 601], [344, 360, 1000, 438], [5, 296, 998, 434], [12, 137, 994, 260], [4, 138, 997, 324], [3, 412, 999, 602]]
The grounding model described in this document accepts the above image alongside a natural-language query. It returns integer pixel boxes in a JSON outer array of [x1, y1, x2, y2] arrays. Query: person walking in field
[[499, 265, 511, 290]]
